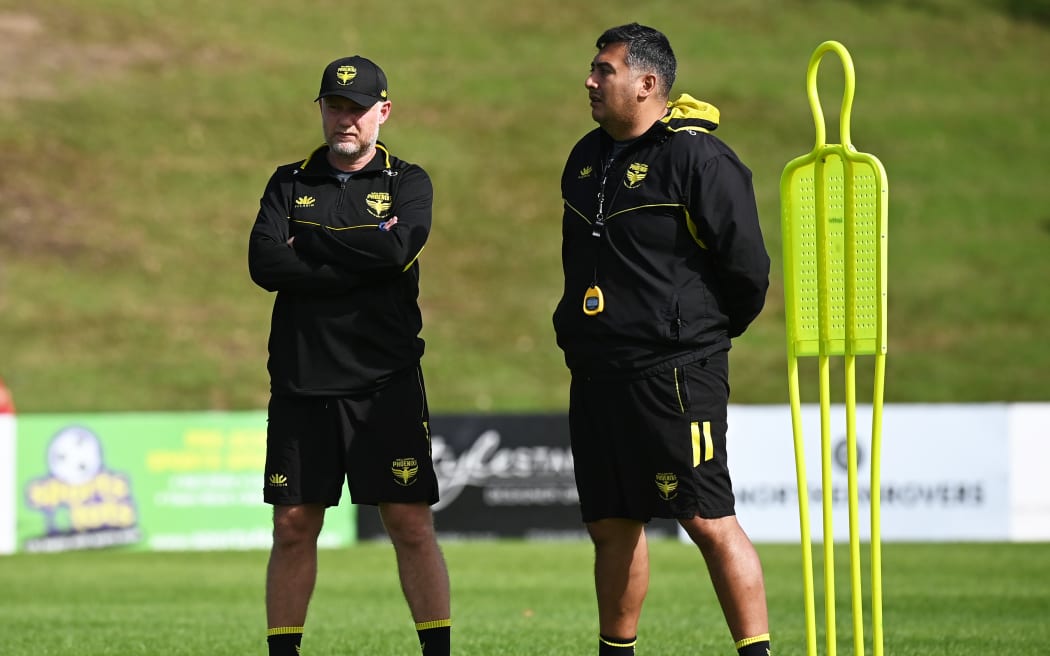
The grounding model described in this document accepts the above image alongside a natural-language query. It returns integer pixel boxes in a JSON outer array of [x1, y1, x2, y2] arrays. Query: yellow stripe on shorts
[[690, 421, 714, 467]]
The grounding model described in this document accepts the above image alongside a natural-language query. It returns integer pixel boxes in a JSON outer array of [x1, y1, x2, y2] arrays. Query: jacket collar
[[296, 141, 395, 176]]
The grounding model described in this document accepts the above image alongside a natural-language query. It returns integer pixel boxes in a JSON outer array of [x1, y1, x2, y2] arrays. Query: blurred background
[[1, 0, 1047, 414]]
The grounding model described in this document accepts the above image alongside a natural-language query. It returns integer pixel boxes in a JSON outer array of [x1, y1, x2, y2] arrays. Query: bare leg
[[679, 515, 768, 641], [587, 518, 649, 639], [379, 502, 450, 621], [266, 504, 326, 628]]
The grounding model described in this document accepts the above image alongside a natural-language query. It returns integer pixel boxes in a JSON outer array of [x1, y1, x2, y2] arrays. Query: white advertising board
[[1008, 403, 1050, 541], [729, 404, 1012, 542], [0, 414, 14, 554]]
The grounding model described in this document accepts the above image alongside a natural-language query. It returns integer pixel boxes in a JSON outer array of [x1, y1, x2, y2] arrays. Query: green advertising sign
[[16, 412, 355, 553]]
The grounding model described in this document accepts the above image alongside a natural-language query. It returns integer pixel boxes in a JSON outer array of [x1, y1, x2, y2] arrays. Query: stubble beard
[[328, 131, 378, 163]]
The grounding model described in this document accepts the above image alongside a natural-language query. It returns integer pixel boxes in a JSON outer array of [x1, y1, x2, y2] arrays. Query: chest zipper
[[336, 178, 349, 211]]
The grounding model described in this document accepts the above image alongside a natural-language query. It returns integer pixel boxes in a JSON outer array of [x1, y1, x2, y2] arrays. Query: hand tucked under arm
[[249, 231, 371, 293]]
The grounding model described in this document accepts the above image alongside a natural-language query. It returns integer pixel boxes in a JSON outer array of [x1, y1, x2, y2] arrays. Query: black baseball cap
[[315, 55, 388, 106]]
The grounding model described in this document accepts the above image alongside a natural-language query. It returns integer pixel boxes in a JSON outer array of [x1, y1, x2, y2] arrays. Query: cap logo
[[335, 65, 357, 86]]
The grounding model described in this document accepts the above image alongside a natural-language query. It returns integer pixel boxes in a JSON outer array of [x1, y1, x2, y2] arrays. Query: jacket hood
[[661, 93, 720, 132]]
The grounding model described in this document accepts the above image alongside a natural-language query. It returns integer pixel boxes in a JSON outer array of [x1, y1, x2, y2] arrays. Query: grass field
[[0, 0, 1048, 413], [2, 3, 1047, 654], [1, 539, 1047, 655]]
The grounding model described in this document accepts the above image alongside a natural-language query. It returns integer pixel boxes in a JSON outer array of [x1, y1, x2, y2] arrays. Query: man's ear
[[377, 100, 392, 124], [637, 72, 659, 100]]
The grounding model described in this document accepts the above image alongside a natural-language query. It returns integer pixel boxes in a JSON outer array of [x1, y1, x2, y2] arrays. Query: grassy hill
[[1, 0, 1047, 412]]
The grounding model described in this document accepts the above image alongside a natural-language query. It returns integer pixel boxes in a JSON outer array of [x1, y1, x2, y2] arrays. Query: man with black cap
[[249, 55, 451, 656]]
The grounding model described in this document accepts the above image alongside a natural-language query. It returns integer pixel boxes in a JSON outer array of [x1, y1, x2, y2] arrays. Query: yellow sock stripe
[[735, 633, 771, 649], [415, 619, 452, 630], [267, 626, 304, 636], [599, 636, 637, 648]]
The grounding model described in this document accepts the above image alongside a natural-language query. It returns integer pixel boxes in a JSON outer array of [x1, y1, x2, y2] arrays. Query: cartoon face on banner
[[47, 426, 104, 485], [23, 425, 140, 551]]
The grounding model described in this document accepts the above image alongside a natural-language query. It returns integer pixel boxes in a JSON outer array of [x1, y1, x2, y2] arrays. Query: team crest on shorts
[[391, 457, 419, 486], [655, 472, 678, 500]]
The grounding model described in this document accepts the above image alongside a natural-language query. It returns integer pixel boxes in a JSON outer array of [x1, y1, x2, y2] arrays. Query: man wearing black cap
[[249, 55, 451, 656]]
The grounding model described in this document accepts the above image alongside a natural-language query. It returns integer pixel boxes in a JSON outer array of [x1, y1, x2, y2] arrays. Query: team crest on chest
[[624, 162, 649, 189], [366, 192, 393, 218]]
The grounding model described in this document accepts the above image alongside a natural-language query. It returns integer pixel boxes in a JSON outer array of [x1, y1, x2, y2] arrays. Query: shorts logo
[[655, 472, 678, 500], [295, 196, 316, 208], [267, 473, 288, 487], [391, 457, 419, 486], [366, 192, 392, 218], [624, 162, 648, 188]]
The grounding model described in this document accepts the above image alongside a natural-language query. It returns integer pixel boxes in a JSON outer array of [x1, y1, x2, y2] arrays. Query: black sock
[[267, 627, 303, 656], [736, 633, 771, 656], [599, 634, 636, 655], [416, 619, 451, 656]]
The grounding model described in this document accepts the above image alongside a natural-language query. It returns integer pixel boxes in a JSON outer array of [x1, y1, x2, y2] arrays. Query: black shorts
[[568, 352, 736, 522], [263, 365, 439, 507]]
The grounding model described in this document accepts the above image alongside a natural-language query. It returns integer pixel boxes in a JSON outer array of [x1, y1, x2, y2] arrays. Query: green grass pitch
[[1, 539, 1046, 654]]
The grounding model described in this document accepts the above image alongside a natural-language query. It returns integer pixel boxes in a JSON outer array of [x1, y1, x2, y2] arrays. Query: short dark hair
[[596, 23, 677, 97]]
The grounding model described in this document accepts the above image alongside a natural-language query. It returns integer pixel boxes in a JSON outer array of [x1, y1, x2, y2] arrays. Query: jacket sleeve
[[247, 169, 372, 293], [291, 166, 433, 275], [691, 153, 771, 337]]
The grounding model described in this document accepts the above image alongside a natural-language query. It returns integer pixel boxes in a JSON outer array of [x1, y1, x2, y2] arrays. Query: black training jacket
[[249, 142, 432, 395], [553, 95, 770, 377]]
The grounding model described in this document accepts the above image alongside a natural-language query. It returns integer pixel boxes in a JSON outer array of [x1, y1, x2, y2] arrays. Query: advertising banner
[[5, 404, 1040, 552], [0, 413, 14, 554], [0, 379, 14, 554], [1008, 403, 1050, 540], [15, 412, 355, 553], [356, 414, 679, 540], [358, 406, 1014, 543], [730, 404, 1011, 542]]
